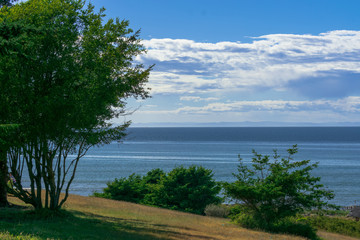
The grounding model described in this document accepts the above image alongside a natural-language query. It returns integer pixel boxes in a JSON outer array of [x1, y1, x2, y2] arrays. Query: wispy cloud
[[138, 31, 360, 97], [180, 96, 219, 102], [138, 97, 360, 115]]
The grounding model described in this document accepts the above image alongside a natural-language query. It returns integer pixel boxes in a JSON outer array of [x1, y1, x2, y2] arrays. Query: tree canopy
[[0, 0, 152, 209], [224, 145, 334, 238]]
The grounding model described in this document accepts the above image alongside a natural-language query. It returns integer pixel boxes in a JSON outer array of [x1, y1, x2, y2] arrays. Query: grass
[[0, 194, 357, 240]]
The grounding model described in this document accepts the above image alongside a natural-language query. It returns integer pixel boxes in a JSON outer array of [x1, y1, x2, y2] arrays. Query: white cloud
[[129, 97, 360, 124], [180, 96, 219, 102], [140, 97, 360, 115], [138, 31, 360, 97]]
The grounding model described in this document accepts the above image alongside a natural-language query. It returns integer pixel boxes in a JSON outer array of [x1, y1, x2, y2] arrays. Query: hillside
[[0, 194, 357, 240]]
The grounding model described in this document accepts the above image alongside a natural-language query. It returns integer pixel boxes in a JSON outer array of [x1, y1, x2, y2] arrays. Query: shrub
[[143, 168, 165, 184], [155, 166, 222, 214], [223, 145, 334, 238], [307, 215, 360, 238], [94, 174, 146, 203], [204, 204, 230, 218], [271, 218, 319, 240], [231, 213, 319, 239], [95, 166, 222, 214]]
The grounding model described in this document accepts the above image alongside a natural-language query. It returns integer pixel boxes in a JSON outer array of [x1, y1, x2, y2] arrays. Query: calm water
[[69, 127, 359, 206]]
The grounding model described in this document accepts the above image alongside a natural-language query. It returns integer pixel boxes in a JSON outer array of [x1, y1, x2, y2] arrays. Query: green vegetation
[[95, 166, 222, 215], [307, 215, 360, 238], [0, 0, 151, 210], [223, 145, 335, 239], [0, 0, 358, 239]]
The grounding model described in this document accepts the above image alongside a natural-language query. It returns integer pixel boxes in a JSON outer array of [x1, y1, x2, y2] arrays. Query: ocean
[[70, 127, 359, 206]]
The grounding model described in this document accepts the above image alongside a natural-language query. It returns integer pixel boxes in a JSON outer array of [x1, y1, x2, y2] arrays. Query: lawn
[[0, 194, 357, 240]]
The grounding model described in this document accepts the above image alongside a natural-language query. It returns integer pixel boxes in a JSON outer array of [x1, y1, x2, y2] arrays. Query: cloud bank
[[174, 97, 360, 114], [128, 31, 360, 124], [137, 30, 360, 98]]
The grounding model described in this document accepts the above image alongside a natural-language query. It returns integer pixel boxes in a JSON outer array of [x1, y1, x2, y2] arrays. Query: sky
[[90, 0, 360, 126]]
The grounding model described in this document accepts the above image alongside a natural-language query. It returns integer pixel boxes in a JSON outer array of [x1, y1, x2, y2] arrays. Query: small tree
[[224, 145, 334, 235]]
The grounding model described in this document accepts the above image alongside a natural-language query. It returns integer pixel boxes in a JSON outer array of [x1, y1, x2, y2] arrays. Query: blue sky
[[90, 0, 360, 126]]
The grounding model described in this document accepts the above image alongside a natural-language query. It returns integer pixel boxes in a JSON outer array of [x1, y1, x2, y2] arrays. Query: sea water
[[68, 127, 360, 206]]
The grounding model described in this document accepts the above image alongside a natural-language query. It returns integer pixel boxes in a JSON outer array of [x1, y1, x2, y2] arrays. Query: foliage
[[94, 168, 165, 203], [231, 212, 319, 239], [95, 166, 222, 215], [223, 145, 334, 238], [155, 166, 222, 214], [0, 0, 151, 210], [204, 204, 230, 218], [0, 124, 20, 146], [94, 174, 146, 203], [306, 215, 360, 238]]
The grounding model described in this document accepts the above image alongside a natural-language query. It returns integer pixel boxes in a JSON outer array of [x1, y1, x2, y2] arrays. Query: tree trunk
[[0, 146, 8, 207]]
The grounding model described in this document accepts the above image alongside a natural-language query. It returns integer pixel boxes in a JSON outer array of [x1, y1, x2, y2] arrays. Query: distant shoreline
[[129, 122, 360, 128]]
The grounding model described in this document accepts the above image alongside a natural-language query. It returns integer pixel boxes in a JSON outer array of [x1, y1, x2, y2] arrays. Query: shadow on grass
[[0, 206, 215, 240]]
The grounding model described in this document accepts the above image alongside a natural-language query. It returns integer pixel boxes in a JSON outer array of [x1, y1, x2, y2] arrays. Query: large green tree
[[0, 0, 151, 210]]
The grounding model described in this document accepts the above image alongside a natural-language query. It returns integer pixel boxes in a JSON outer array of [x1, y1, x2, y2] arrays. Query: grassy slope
[[0, 194, 357, 240]]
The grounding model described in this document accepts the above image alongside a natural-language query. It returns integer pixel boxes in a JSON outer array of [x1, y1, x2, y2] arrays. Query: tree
[[0, 0, 151, 210], [223, 145, 334, 237]]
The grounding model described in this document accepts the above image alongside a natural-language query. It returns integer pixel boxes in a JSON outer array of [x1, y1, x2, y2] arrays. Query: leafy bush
[[223, 145, 334, 239], [95, 166, 221, 214], [143, 168, 165, 184], [307, 215, 360, 238], [204, 204, 229, 218], [231, 213, 318, 239], [94, 174, 146, 203], [154, 166, 222, 214], [271, 218, 319, 240]]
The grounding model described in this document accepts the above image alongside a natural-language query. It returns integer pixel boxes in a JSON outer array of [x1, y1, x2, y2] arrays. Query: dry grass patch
[[3, 194, 358, 240]]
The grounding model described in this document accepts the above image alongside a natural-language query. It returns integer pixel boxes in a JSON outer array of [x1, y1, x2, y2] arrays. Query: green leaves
[[95, 166, 222, 215], [1, 0, 151, 142], [156, 166, 221, 214], [224, 145, 335, 225], [1, 0, 152, 210], [0, 124, 20, 146]]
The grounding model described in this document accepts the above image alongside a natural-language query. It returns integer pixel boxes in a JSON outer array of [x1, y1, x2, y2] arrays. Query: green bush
[[94, 166, 221, 214], [224, 145, 334, 239], [307, 215, 360, 238], [271, 218, 319, 240], [93, 174, 146, 203], [154, 166, 222, 214], [231, 213, 318, 240]]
